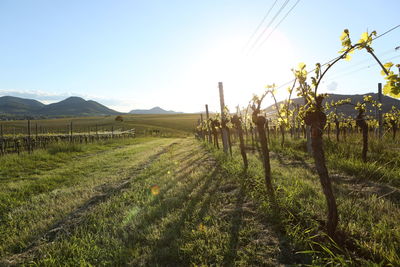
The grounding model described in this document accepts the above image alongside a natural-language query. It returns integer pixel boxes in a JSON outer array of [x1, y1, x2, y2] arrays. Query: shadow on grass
[[125, 166, 220, 265], [222, 187, 245, 266], [275, 152, 314, 173]]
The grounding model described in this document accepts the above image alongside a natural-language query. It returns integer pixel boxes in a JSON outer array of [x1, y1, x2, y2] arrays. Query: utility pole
[[218, 82, 229, 153]]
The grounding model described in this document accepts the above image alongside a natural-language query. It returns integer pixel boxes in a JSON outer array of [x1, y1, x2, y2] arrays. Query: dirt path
[[0, 138, 179, 263], [3, 142, 178, 265]]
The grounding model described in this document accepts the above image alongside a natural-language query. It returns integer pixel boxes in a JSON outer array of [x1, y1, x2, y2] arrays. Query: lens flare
[[151, 185, 160, 195]]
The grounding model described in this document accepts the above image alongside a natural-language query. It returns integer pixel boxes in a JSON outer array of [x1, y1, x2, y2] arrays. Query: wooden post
[[378, 83, 383, 139], [0, 125, 3, 155], [218, 82, 229, 153], [205, 104, 212, 143], [200, 114, 205, 140], [27, 120, 31, 153], [111, 126, 114, 139], [304, 97, 312, 154], [70, 121, 73, 142]]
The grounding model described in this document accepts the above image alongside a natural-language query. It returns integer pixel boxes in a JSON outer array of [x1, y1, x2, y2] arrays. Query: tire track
[[3, 142, 179, 265]]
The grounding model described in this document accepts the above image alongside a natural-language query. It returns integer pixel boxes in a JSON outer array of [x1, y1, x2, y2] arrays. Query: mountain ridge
[[264, 93, 400, 117], [0, 96, 120, 119], [129, 106, 182, 114]]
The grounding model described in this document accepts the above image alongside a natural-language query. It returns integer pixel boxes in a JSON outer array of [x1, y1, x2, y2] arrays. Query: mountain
[[129, 106, 182, 114], [265, 93, 400, 117], [39, 97, 119, 116], [0, 96, 120, 118], [0, 96, 45, 115]]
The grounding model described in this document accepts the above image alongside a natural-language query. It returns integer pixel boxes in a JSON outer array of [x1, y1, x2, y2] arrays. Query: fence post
[[200, 114, 205, 140], [27, 119, 31, 153], [70, 121, 73, 143], [218, 82, 229, 153], [205, 104, 212, 143], [378, 83, 383, 139]]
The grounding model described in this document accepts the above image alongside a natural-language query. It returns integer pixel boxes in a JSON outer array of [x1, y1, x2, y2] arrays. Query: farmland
[[0, 113, 199, 137], [0, 112, 398, 266], [2, 1, 400, 266]]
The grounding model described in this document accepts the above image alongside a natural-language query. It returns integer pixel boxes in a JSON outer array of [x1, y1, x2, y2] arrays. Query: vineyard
[[192, 29, 400, 265], [0, 28, 399, 266], [0, 113, 199, 155]]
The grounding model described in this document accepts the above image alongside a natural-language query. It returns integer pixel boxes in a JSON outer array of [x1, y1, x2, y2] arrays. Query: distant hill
[[0, 96, 120, 118], [129, 106, 182, 114], [39, 97, 119, 116], [0, 96, 45, 115], [265, 93, 400, 117]]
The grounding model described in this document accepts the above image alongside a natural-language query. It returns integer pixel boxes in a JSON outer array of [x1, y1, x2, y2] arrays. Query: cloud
[[0, 89, 70, 102], [327, 81, 338, 91]]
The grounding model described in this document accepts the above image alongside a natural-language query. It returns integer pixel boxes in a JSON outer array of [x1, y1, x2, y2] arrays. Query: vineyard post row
[[0, 120, 136, 156]]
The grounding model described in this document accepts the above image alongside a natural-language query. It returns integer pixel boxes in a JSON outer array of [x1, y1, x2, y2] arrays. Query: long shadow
[[138, 168, 220, 265], [8, 143, 179, 255], [331, 173, 400, 205], [174, 153, 210, 174], [124, 166, 218, 241], [222, 187, 245, 266], [274, 152, 315, 173]]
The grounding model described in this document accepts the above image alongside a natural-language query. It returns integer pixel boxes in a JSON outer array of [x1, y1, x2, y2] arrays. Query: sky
[[0, 0, 399, 113]]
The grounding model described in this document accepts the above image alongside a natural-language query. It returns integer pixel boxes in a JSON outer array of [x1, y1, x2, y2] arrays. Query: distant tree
[[115, 115, 123, 122]]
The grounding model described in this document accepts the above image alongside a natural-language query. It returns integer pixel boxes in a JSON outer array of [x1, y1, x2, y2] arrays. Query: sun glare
[[183, 30, 297, 110]]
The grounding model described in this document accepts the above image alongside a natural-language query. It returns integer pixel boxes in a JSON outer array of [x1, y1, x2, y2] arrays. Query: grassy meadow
[[0, 114, 399, 266]]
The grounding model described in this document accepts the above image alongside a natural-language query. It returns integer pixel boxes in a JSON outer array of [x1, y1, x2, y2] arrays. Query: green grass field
[[0, 113, 200, 137], [0, 115, 399, 266]]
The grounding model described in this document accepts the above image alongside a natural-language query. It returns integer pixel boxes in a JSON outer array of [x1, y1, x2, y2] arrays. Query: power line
[[248, 0, 291, 53], [243, 0, 279, 51], [275, 24, 400, 90], [324, 48, 398, 78], [374, 24, 400, 40], [323, 54, 400, 82], [255, 0, 301, 52]]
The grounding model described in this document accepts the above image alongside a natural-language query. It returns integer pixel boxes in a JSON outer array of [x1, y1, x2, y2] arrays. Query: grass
[[0, 113, 199, 137], [47, 143, 84, 154], [233, 132, 400, 265], [1, 128, 398, 265], [1, 137, 296, 266], [267, 133, 400, 187], [0, 137, 178, 258]]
